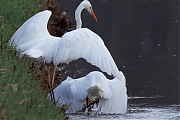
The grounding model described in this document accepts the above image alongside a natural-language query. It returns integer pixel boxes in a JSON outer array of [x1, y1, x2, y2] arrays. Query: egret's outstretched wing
[[54, 28, 121, 79], [10, 11, 121, 79], [99, 71, 127, 114], [85, 71, 127, 114], [9, 10, 60, 63], [51, 71, 112, 113], [52, 76, 96, 113], [9, 10, 52, 50], [24, 27, 121, 79], [50, 77, 86, 113], [52, 71, 127, 114], [20, 36, 59, 63]]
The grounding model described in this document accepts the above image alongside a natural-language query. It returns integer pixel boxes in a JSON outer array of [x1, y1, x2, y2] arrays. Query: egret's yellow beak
[[91, 10, 98, 22]]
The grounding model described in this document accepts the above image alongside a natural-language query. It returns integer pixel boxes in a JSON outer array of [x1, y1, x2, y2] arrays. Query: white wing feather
[[53, 28, 121, 79], [9, 10, 52, 50], [52, 71, 127, 114], [9, 10, 121, 79], [99, 71, 127, 114], [48, 77, 81, 113], [51, 76, 90, 113]]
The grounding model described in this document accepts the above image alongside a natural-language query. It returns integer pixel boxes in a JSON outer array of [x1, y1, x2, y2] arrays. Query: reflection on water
[[58, 0, 179, 119]]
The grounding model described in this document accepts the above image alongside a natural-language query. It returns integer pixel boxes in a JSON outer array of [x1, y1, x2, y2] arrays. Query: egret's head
[[81, 0, 98, 22], [87, 85, 103, 97]]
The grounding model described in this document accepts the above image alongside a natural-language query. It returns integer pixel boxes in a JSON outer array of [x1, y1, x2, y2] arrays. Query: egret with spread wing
[[9, 0, 121, 80], [9, 0, 123, 104], [50, 71, 127, 114]]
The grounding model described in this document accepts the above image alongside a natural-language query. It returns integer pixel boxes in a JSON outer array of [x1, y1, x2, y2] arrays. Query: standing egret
[[9, 0, 122, 100], [49, 71, 127, 114]]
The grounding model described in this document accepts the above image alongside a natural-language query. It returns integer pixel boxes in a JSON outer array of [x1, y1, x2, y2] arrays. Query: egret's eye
[[89, 7, 92, 11]]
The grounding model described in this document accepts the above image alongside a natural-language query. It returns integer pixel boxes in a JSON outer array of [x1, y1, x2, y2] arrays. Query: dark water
[[57, 0, 179, 106]]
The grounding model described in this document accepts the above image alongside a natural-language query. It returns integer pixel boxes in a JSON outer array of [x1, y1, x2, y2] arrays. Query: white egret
[[50, 71, 127, 114], [9, 0, 123, 103], [9, 0, 121, 80]]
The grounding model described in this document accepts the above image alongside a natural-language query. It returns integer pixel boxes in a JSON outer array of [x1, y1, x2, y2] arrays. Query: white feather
[[9, 10, 52, 50], [50, 71, 127, 114], [99, 71, 127, 114], [23, 50, 43, 58], [9, 0, 122, 79]]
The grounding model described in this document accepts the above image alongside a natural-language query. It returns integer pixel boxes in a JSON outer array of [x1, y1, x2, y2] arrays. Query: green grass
[[0, 0, 64, 119]]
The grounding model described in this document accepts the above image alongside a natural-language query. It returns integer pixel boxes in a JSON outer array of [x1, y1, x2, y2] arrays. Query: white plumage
[[9, 0, 122, 79], [50, 71, 127, 114]]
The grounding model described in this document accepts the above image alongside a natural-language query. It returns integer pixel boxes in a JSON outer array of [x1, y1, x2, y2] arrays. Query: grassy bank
[[0, 0, 63, 119]]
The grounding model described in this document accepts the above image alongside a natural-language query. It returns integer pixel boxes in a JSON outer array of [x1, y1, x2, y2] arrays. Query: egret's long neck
[[75, 4, 84, 29]]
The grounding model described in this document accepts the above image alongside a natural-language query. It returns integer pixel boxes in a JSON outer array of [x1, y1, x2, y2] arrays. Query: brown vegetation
[[41, 0, 73, 37]]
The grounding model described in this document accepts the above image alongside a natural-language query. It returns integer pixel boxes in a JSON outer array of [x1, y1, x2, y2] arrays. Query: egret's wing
[[9, 10, 61, 63], [85, 71, 112, 99], [99, 71, 127, 114], [20, 36, 59, 63], [9, 10, 53, 51], [54, 28, 121, 79], [9, 10, 51, 46], [22, 50, 43, 58], [51, 77, 89, 113]]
